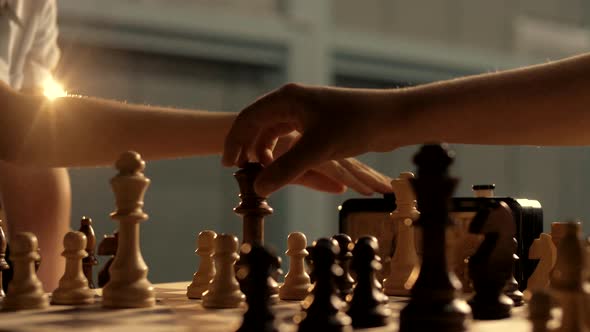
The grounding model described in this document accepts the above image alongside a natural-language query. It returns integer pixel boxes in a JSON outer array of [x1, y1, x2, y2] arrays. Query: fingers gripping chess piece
[[279, 232, 311, 301], [202, 234, 245, 308], [467, 201, 515, 320], [78, 217, 98, 289], [234, 163, 273, 245], [399, 144, 470, 332], [2, 233, 49, 310], [51, 232, 95, 305], [102, 151, 155, 308], [187, 230, 217, 299], [0, 220, 8, 298], [384, 172, 420, 296], [549, 222, 590, 332]]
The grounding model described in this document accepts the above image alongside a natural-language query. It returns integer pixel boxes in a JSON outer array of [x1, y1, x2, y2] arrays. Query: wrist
[[367, 88, 418, 152]]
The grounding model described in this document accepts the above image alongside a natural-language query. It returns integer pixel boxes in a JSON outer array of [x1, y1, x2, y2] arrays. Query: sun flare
[[42, 77, 67, 100]]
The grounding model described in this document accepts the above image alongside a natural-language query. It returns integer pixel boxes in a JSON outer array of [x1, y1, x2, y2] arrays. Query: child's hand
[[223, 83, 395, 196]]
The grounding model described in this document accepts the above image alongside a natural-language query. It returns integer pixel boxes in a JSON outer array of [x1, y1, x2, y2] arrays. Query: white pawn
[[279, 232, 311, 300], [187, 230, 217, 299], [384, 172, 420, 296], [2, 233, 49, 310], [202, 234, 244, 308], [51, 232, 95, 305]]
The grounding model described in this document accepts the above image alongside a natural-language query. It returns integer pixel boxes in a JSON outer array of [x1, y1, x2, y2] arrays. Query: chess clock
[[338, 185, 543, 291]]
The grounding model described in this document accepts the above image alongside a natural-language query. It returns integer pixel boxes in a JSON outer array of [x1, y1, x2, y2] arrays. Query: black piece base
[[469, 294, 513, 320], [399, 299, 470, 332], [349, 306, 390, 329], [505, 289, 524, 307], [297, 312, 352, 332]]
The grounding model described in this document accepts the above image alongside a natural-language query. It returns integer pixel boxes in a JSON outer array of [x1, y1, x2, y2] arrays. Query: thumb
[[255, 132, 330, 196]]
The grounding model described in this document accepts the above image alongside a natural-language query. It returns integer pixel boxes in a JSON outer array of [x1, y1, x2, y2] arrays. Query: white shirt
[[0, 0, 59, 90]]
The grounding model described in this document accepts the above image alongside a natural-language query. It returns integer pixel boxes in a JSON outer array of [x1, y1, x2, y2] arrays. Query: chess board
[[0, 281, 533, 331]]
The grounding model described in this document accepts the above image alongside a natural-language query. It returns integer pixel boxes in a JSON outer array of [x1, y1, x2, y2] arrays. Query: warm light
[[42, 77, 67, 100]]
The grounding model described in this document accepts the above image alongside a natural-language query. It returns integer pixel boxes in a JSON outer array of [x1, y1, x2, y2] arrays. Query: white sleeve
[[21, 0, 60, 90]]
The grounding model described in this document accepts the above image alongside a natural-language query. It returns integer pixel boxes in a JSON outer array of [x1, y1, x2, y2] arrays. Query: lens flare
[[42, 77, 67, 100]]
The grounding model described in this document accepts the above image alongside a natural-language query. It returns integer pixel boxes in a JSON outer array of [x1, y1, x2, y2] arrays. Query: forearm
[[1, 90, 236, 167], [382, 53, 590, 149]]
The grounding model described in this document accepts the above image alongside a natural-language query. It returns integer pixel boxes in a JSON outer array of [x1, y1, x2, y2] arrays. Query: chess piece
[[202, 234, 244, 308], [78, 216, 98, 289], [525, 233, 556, 300], [304, 244, 315, 284], [102, 151, 155, 308], [452, 184, 494, 292], [384, 172, 420, 296], [187, 230, 217, 299], [549, 222, 589, 332], [468, 200, 515, 320], [0, 220, 8, 298], [528, 290, 552, 332], [51, 231, 95, 305], [399, 144, 470, 332], [297, 238, 352, 332], [2, 233, 49, 310], [97, 231, 118, 288], [550, 221, 581, 250], [332, 234, 354, 299], [236, 243, 279, 332], [268, 256, 281, 303], [279, 232, 311, 301], [234, 163, 273, 245], [504, 238, 524, 306], [346, 236, 390, 328]]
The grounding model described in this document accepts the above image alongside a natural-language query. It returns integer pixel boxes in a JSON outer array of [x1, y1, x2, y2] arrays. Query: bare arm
[[223, 53, 590, 195], [382, 52, 590, 150], [0, 85, 236, 167]]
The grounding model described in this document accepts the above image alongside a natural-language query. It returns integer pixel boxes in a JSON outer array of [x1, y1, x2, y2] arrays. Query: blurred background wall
[[55, 0, 590, 282]]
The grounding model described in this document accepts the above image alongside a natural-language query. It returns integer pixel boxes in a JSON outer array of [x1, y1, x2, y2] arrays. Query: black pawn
[[468, 201, 515, 320], [346, 236, 390, 328], [297, 238, 352, 332], [236, 243, 278, 332], [79, 217, 98, 288], [399, 144, 470, 332], [504, 238, 524, 306], [97, 231, 118, 288], [332, 234, 354, 299]]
